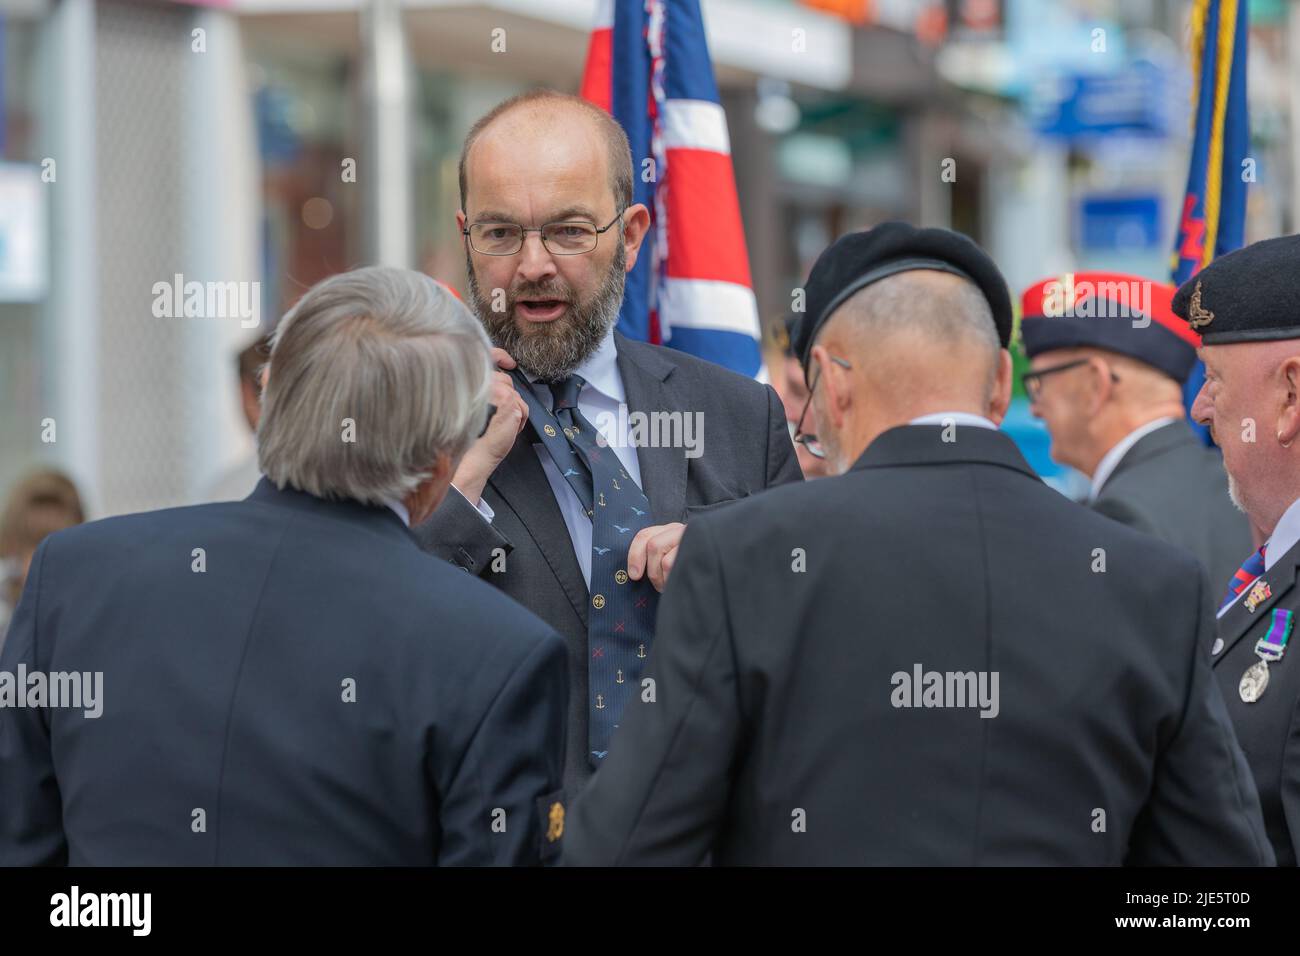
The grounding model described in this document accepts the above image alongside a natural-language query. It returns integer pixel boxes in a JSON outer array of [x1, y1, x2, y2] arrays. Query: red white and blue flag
[[581, 0, 763, 377]]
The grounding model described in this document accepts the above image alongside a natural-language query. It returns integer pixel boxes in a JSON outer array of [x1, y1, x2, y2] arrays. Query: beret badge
[[1188, 280, 1215, 329]]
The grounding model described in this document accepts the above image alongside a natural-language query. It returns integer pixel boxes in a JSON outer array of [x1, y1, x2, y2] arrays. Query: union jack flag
[[580, 0, 762, 377]]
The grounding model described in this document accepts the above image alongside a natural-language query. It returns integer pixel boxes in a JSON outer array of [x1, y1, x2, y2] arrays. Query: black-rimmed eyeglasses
[[463, 210, 625, 256], [793, 354, 853, 460], [1021, 358, 1118, 401]]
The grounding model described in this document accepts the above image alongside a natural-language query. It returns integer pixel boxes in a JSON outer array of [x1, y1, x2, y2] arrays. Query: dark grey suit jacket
[[1092, 420, 1252, 595], [1212, 532, 1300, 865], [565, 425, 1273, 865], [412, 333, 803, 795]]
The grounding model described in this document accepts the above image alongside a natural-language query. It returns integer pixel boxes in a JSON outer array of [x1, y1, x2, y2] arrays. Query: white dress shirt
[[1217, 494, 1300, 618], [382, 498, 411, 527], [1088, 417, 1179, 502], [908, 412, 998, 430], [457, 330, 642, 588]]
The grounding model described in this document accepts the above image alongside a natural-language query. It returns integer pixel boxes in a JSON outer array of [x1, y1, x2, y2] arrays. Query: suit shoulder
[[41, 501, 252, 553], [1065, 492, 1207, 593], [1092, 485, 1160, 529], [392, 544, 565, 658], [620, 338, 771, 398], [695, 462, 1202, 571]]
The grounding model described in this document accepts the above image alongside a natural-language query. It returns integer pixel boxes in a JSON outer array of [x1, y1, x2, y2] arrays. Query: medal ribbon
[[1255, 608, 1294, 662]]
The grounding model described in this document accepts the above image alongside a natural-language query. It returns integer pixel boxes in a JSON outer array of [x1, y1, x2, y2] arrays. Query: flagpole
[[1290, 2, 1300, 232]]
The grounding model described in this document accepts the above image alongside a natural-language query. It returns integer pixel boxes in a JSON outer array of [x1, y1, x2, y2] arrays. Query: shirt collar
[[523, 329, 624, 405], [1089, 417, 1179, 501], [1264, 496, 1300, 572], [382, 498, 411, 527], [908, 412, 997, 430]]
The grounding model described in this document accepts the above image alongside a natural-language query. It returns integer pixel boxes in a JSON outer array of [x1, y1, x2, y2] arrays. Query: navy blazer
[[0, 479, 567, 866]]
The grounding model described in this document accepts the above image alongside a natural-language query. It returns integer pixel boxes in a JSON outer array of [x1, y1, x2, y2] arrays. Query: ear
[[1278, 356, 1300, 447], [987, 349, 1013, 426], [812, 344, 852, 430], [456, 209, 468, 239], [406, 452, 457, 526], [1085, 356, 1112, 414], [620, 203, 652, 273]]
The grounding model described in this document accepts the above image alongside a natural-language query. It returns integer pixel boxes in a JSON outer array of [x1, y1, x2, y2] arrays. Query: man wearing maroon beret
[[1020, 271, 1251, 591]]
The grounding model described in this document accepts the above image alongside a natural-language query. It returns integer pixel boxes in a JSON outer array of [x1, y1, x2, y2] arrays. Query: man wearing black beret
[[1019, 271, 1251, 590], [565, 222, 1271, 865], [1177, 233, 1300, 865]]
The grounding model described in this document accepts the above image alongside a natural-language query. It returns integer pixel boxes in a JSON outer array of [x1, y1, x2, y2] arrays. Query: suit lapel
[[615, 334, 688, 526], [1214, 538, 1300, 665], [488, 430, 590, 629]]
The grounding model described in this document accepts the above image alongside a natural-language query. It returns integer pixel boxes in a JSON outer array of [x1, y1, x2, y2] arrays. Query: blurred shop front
[[10, 0, 1292, 515]]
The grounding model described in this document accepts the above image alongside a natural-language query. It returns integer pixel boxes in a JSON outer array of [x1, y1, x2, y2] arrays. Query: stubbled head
[[458, 89, 651, 381], [808, 269, 1010, 474]]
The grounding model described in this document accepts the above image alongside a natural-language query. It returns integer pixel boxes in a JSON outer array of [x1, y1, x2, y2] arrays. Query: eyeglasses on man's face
[[1021, 357, 1117, 402], [793, 354, 853, 461], [463, 210, 625, 256]]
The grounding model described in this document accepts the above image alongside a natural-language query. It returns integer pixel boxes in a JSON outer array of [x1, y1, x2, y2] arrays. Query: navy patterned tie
[[511, 371, 660, 768]]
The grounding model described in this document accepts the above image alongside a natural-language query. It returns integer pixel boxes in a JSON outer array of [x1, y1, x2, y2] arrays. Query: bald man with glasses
[[414, 89, 802, 799], [565, 223, 1272, 866]]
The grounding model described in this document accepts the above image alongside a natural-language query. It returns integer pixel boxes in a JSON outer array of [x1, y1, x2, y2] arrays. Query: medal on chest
[[1240, 608, 1294, 703]]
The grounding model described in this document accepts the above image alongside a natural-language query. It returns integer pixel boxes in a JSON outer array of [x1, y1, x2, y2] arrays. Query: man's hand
[[452, 348, 529, 505], [627, 522, 686, 592]]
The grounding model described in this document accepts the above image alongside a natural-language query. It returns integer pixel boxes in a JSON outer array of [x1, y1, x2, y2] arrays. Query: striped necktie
[[1220, 545, 1266, 613]]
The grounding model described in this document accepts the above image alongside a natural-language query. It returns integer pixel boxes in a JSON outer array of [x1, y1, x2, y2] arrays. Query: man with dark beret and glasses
[[564, 221, 1272, 867]]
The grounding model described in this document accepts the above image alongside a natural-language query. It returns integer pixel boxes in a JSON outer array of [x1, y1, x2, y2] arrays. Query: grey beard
[[466, 241, 627, 383], [1227, 472, 1246, 513]]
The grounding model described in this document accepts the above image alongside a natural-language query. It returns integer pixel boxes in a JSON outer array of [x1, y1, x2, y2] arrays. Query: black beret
[[789, 221, 1013, 376], [1172, 234, 1300, 345]]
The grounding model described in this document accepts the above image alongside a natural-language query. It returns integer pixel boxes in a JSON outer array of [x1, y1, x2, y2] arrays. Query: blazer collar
[[1214, 534, 1300, 664], [614, 333, 688, 526], [246, 478, 414, 546], [849, 423, 1039, 480], [1104, 418, 1198, 484]]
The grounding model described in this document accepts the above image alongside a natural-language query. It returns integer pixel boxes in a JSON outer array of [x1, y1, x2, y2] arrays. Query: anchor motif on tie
[[637, 644, 646, 659], [612, 478, 621, 491], [595, 694, 606, 710], [616, 669, 624, 684], [598, 492, 607, 507]]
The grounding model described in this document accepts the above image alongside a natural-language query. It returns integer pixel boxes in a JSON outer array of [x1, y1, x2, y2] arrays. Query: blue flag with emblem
[[1172, 0, 1249, 444]]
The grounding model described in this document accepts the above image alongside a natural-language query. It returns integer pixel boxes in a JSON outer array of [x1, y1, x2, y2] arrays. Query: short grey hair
[[257, 266, 493, 506]]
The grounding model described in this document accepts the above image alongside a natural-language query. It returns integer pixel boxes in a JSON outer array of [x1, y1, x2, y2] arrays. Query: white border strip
[[658, 277, 759, 339]]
